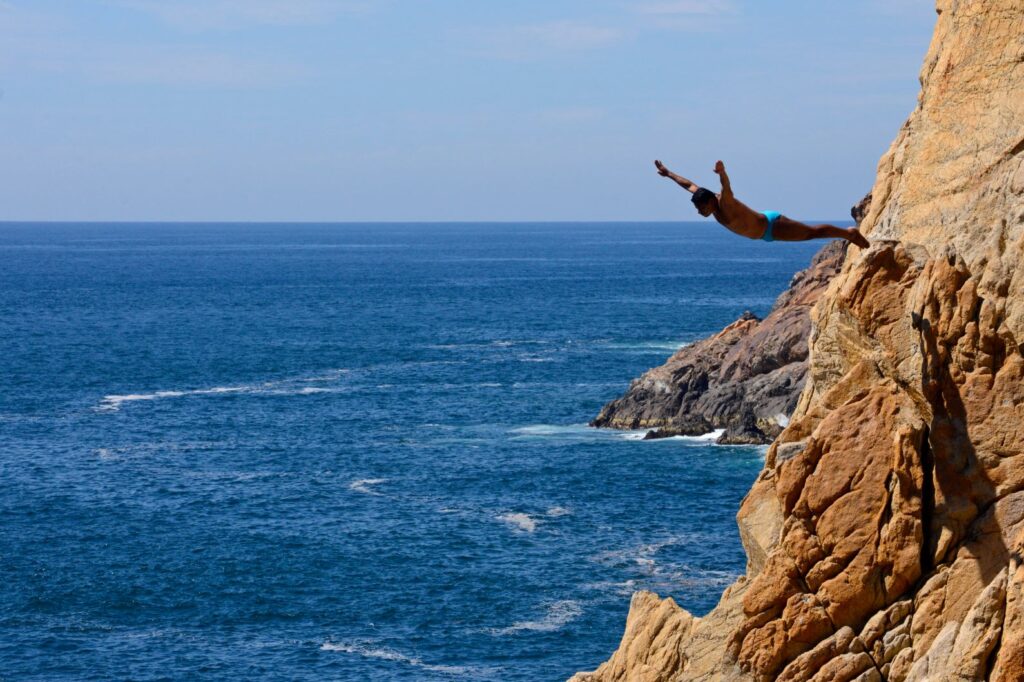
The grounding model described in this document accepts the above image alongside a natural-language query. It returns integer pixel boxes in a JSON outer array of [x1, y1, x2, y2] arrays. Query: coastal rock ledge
[[572, 2, 1024, 681], [591, 237, 850, 445]]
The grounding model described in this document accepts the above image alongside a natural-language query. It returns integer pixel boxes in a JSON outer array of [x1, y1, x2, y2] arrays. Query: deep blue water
[[0, 222, 821, 681]]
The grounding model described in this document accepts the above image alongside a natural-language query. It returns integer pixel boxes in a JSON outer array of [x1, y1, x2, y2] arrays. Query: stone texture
[[572, 2, 1024, 680]]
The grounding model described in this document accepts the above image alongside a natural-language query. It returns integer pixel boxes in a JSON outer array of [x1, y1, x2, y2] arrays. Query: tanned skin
[[654, 159, 870, 248]]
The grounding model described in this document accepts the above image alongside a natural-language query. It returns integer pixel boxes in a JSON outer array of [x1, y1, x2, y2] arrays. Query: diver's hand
[[714, 160, 725, 175], [655, 160, 671, 177]]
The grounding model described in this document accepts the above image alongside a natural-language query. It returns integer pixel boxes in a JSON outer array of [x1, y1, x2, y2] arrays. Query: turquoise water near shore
[[1, 222, 823, 680]]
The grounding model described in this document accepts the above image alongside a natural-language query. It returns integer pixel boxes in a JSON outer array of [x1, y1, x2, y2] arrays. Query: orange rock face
[[572, 1, 1024, 680]]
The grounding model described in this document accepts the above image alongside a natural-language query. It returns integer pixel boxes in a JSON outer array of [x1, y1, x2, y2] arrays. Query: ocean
[[1, 222, 822, 681]]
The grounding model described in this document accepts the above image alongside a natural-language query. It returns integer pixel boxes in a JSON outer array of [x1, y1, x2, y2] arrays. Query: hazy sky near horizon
[[1, 1, 935, 222]]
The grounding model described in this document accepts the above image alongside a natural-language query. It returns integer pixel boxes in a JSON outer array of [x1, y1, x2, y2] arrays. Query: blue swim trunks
[[761, 211, 781, 242]]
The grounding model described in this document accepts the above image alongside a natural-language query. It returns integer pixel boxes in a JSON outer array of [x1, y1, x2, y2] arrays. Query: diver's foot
[[654, 159, 670, 177], [848, 228, 870, 249]]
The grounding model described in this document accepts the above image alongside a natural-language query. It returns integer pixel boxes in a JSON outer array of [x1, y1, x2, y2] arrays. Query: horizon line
[[0, 218, 856, 226]]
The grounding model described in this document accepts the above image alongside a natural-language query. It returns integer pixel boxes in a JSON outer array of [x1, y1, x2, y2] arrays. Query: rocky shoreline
[[591, 203, 867, 444]]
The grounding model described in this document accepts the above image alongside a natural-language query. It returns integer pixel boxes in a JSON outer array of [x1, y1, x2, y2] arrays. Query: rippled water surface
[[1, 222, 822, 680]]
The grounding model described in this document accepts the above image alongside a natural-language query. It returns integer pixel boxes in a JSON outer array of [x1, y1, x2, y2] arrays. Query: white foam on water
[[95, 370, 348, 412], [510, 423, 727, 446], [589, 537, 685, 572], [626, 340, 693, 351], [275, 386, 338, 395], [497, 512, 538, 533], [583, 579, 639, 597], [616, 430, 655, 441], [490, 600, 583, 636], [303, 369, 350, 382], [588, 536, 741, 591], [618, 428, 726, 443], [510, 424, 594, 438], [662, 567, 739, 589], [546, 506, 571, 517], [349, 478, 388, 496], [517, 354, 554, 363], [320, 641, 478, 675], [658, 428, 726, 443], [98, 392, 184, 411]]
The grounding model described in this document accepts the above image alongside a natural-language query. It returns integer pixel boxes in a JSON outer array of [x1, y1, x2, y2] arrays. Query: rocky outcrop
[[573, 1, 1024, 680], [592, 238, 850, 444]]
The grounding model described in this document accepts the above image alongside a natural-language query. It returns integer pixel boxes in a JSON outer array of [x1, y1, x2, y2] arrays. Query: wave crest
[[490, 600, 583, 636]]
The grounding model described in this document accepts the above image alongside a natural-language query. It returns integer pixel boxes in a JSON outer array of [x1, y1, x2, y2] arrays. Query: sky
[[0, 1, 936, 222]]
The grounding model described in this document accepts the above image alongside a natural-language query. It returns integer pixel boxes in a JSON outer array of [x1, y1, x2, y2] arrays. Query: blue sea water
[[0, 222, 822, 681]]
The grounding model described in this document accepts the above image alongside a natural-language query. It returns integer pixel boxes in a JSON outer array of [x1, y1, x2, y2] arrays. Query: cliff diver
[[654, 159, 870, 248]]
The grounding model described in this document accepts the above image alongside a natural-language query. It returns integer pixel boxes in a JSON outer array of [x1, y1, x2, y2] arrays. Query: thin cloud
[[463, 21, 624, 60], [88, 49, 308, 87], [112, 0, 376, 31], [4, 36, 308, 88], [635, 0, 735, 15], [633, 0, 736, 31]]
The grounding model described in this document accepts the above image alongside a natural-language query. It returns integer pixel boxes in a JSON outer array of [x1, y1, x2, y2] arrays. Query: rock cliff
[[573, 2, 1024, 680]]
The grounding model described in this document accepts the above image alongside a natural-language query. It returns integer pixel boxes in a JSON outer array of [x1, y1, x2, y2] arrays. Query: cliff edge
[[573, 2, 1024, 680]]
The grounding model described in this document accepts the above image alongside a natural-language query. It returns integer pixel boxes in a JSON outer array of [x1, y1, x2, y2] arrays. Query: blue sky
[[0, 1, 935, 222]]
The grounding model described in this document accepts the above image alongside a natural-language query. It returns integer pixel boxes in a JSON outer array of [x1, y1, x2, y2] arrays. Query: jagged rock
[[568, 592, 697, 682], [572, 2, 1024, 680], [592, 243, 848, 444]]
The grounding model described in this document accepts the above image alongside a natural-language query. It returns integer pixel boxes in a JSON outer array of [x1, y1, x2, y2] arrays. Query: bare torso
[[654, 158, 870, 249], [712, 193, 767, 239]]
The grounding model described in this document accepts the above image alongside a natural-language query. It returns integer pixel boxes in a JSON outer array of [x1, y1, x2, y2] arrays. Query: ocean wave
[[589, 538, 740, 591], [490, 600, 583, 636], [320, 641, 480, 675], [95, 370, 348, 412], [582, 579, 639, 597], [510, 424, 598, 439], [497, 512, 538, 533], [349, 478, 388, 496], [590, 537, 687, 573], [601, 340, 693, 353], [617, 428, 725, 443], [510, 423, 725, 445], [546, 506, 571, 517]]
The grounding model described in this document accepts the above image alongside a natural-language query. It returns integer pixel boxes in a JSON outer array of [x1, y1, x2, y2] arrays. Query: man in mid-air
[[655, 159, 870, 248]]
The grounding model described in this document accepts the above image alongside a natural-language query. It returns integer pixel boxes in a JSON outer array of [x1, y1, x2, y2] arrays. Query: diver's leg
[[772, 216, 869, 248]]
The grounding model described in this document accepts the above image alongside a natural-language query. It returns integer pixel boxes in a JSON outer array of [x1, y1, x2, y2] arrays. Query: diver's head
[[691, 188, 718, 217]]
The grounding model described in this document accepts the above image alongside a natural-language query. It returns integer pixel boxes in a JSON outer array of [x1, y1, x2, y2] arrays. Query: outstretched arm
[[654, 160, 699, 193], [714, 160, 733, 199]]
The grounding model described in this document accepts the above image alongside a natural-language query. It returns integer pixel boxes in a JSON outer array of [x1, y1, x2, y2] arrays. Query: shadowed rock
[[591, 238, 850, 445]]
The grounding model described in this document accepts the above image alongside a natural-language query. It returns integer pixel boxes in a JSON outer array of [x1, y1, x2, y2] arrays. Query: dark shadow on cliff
[[915, 308, 1009, 595]]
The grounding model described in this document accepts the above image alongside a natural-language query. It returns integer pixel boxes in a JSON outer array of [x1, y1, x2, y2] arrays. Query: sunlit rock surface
[[573, 1, 1024, 679]]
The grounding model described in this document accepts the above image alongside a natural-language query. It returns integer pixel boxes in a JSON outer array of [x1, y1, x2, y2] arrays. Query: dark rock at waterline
[[591, 233, 854, 444]]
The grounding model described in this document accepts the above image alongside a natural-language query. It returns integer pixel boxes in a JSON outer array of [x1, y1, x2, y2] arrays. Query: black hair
[[691, 187, 716, 206]]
